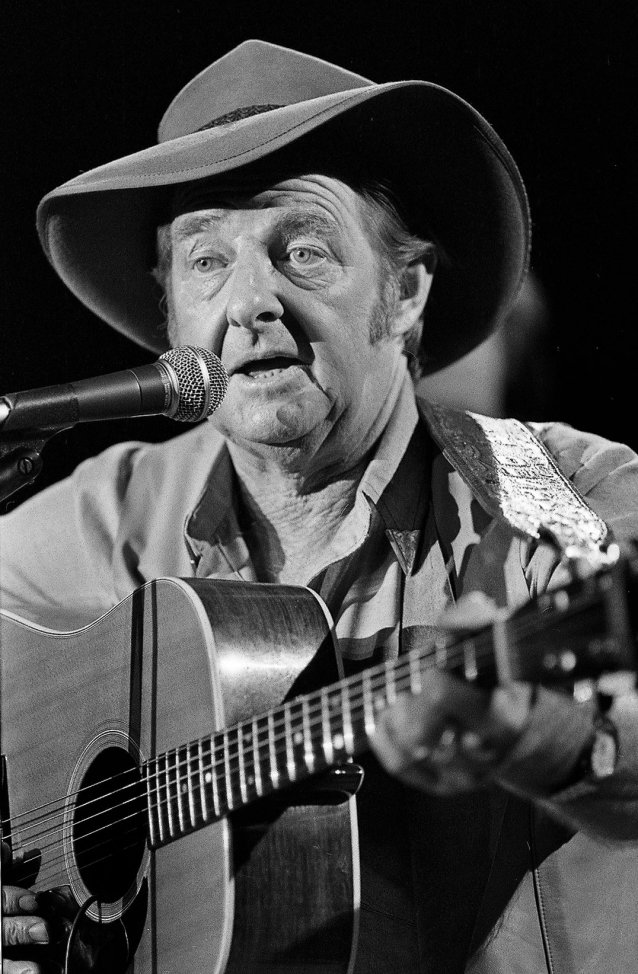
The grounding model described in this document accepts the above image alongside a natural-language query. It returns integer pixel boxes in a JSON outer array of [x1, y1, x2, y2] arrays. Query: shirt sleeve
[[523, 422, 638, 597], [512, 422, 638, 838], [540, 421, 638, 546], [0, 442, 144, 629]]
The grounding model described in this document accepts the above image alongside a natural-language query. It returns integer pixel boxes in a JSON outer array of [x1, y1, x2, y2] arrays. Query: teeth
[[247, 367, 287, 378], [242, 359, 301, 378]]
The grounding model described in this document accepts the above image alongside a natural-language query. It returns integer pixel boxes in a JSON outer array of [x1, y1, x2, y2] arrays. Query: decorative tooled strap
[[419, 398, 608, 556]]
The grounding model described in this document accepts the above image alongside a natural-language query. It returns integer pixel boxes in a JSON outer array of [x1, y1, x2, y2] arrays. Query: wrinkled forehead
[[170, 171, 363, 221]]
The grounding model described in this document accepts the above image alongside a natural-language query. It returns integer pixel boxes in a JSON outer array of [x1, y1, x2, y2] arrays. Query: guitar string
[[3, 630, 459, 838], [11, 637, 489, 889], [5, 600, 606, 889], [4, 596, 604, 869], [11, 608, 608, 896], [2, 614, 529, 841], [7, 588, 594, 842]]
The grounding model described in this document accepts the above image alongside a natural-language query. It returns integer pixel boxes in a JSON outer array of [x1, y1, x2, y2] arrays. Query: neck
[[229, 445, 368, 584], [225, 362, 410, 583]]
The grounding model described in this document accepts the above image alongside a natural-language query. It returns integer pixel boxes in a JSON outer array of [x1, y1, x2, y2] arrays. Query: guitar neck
[[144, 557, 638, 849]]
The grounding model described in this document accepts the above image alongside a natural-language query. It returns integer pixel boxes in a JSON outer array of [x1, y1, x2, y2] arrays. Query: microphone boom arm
[[0, 430, 61, 504]]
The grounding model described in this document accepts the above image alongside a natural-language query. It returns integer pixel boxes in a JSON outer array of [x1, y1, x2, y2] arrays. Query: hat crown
[[158, 39, 373, 142]]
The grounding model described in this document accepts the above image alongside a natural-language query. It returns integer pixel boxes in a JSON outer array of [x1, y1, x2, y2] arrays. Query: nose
[[225, 248, 284, 332]]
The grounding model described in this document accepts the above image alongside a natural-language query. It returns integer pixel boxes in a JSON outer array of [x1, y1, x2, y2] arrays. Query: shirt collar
[[185, 370, 429, 579]]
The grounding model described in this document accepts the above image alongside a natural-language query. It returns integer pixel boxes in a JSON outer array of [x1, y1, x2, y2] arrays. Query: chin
[[232, 401, 327, 441]]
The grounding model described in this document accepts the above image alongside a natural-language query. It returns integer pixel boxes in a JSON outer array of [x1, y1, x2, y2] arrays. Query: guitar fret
[[237, 726, 248, 804], [302, 697, 315, 773], [320, 686, 335, 764], [165, 751, 175, 838], [151, 755, 162, 842], [384, 660, 397, 706], [208, 737, 220, 818], [222, 730, 234, 811], [243, 724, 260, 799], [175, 747, 186, 835], [463, 639, 478, 683], [325, 686, 348, 758], [408, 651, 422, 695], [492, 617, 512, 683], [153, 754, 167, 842], [196, 739, 208, 821], [186, 743, 197, 829], [145, 759, 161, 847], [284, 703, 295, 780], [348, 680, 367, 754], [252, 716, 264, 797], [362, 670, 375, 737], [288, 699, 308, 779], [211, 733, 228, 814], [341, 684, 354, 754], [267, 711, 279, 788], [435, 635, 449, 669], [186, 744, 199, 829]]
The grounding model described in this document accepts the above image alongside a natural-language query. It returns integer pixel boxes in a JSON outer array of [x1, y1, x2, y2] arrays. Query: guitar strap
[[404, 400, 610, 969], [418, 398, 609, 558]]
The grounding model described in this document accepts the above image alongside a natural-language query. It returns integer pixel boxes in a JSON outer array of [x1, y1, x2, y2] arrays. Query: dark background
[[2, 0, 637, 506]]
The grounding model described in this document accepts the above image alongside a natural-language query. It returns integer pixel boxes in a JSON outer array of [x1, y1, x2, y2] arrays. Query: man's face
[[167, 175, 410, 473]]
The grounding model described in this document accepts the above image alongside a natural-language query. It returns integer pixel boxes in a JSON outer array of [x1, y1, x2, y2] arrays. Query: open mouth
[[235, 356, 306, 379]]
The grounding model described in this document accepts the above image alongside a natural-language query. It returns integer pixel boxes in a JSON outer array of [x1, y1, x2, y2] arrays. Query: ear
[[388, 256, 436, 340]]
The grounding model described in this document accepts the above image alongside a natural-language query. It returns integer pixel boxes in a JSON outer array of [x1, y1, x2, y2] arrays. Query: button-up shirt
[[3, 376, 638, 971]]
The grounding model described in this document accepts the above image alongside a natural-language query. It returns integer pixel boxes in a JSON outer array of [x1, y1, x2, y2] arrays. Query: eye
[[193, 256, 223, 273], [287, 246, 326, 268]]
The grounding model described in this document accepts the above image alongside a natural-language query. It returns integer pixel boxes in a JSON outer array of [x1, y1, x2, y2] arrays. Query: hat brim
[[37, 81, 530, 373]]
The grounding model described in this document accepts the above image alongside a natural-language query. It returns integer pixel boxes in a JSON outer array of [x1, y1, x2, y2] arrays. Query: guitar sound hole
[[72, 746, 146, 903]]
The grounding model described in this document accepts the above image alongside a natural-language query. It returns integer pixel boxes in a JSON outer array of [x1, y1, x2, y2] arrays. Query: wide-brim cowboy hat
[[36, 39, 530, 374]]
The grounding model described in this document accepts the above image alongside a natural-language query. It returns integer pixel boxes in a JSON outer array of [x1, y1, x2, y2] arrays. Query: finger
[[458, 730, 503, 764], [488, 684, 535, 739], [370, 691, 447, 771], [380, 671, 491, 744], [371, 717, 480, 794], [4, 960, 47, 974], [437, 592, 501, 631], [400, 669, 532, 746], [369, 678, 532, 790], [2, 888, 40, 917], [2, 915, 50, 947]]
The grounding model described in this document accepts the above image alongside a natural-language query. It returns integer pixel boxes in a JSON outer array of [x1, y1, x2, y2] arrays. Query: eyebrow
[[171, 208, 341, 244], [275, 211, 340, 241], [172, 213, 225, 242]]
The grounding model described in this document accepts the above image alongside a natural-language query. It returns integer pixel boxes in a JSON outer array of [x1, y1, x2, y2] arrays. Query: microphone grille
[[159, 346, 229, 423]]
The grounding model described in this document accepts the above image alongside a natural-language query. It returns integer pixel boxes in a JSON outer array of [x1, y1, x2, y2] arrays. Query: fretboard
[[144, 557, 636, 849]]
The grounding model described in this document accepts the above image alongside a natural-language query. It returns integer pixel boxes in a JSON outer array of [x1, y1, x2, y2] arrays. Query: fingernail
[[28, 920, 49, 943], [461, 731, 482, 751], [18, 893, 39, 912]]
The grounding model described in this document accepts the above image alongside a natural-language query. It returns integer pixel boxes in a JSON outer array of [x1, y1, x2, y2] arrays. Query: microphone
[[0, 346, 229, 433]]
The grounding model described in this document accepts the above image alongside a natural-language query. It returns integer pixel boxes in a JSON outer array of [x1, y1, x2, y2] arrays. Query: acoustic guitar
[[0, 559, 636, 972]]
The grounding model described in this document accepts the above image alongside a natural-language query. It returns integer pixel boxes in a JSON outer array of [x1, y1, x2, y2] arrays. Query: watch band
[[577, 715, 619, 781]]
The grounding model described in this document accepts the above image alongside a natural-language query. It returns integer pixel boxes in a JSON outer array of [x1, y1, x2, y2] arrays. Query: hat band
[[195, 103, 284, 132]]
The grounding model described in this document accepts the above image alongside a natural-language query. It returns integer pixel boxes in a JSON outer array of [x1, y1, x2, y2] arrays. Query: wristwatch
[[578, 715, 619, 781]]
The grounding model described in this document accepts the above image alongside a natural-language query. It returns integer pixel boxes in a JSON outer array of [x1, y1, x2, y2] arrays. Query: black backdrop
[[3, 0, 637, 506]]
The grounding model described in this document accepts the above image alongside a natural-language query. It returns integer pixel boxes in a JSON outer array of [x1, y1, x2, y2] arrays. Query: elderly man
[[2, 40, 638, 974]]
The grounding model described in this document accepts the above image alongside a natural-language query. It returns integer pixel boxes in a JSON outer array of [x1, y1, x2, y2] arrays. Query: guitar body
[[0, 578, 359, 973]]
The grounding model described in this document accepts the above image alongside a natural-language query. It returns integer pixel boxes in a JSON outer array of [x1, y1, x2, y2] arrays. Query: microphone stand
[[0, 393, 75, 503], [0, 421, 71, 958], [0, 427, 70, 504]]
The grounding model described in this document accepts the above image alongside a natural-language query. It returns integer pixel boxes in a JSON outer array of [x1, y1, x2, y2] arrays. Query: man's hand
[[2, 841, 54, 973], [2, 842, 130, 973], [369, 593, 594, 796]]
